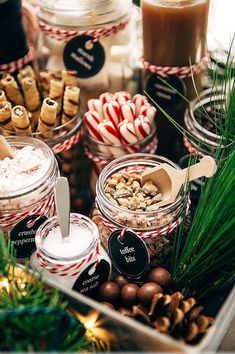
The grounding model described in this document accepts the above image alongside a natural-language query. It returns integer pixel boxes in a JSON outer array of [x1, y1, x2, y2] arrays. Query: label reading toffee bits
[[146, 73, 186, 109], [72, 260, 110, 298], [10, 215, 47, 258], [63, 35, 105, 78], [108, 230, 150, 279]]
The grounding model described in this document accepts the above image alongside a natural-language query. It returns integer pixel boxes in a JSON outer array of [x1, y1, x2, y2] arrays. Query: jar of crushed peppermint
[[0, 136, 59, 261], [92, 153, 190, 269]]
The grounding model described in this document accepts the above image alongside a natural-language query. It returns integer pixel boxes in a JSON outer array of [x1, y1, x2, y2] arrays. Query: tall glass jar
[[84, 124, 158, 196], [92, 153, 189, 268], [37, 0, 138, 102], [0, 136, 59, 260], [141, 0, 210, 158], [30, 213, 111, 298]]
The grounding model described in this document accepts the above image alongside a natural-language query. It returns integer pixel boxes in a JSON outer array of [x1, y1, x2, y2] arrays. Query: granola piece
[[132, 180, 140, 191], [107, 177, 118, 188], [151, 193, 163, 203], [114, 189, 132, 199], [117, 198, 131, 208], [142, 180, 159, 196], [146, 203, 161, 211], [105, 194, 119, 205], [116, 182, 127, 190]]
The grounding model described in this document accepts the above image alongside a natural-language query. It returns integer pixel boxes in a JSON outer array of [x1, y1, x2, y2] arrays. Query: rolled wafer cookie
[[38, 97, 58, 132], [1, 74, 24, 105], [62, 70, 78, 87], [0, 89, 7, 102], [49, 79, 64, 115], [39, 71, 52, 97], [11, 105, 32, 134], [21, 77, 41, 131], [62, 86, 80, 124], [17, 65, 36, 84], [0, 101, 14, 131]]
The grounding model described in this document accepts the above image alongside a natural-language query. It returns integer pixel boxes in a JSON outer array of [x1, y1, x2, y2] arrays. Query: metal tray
[[47, 278, 235, 352]]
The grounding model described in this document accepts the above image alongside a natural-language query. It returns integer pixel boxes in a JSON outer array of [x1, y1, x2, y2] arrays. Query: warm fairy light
[[0, 277, 10, 292]]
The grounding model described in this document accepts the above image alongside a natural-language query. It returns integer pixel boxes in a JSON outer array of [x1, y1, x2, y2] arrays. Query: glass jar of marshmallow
[[30, 213, 111, 298], [0, 136, 59, 261], [37, 0, 138, 102]]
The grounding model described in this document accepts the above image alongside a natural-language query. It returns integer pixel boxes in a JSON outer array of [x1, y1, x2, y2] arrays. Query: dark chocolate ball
[[119, 307, 132, 316], [113, 274, 129, 288], [101, 302, 115, 310], [99, 281, 120, 303], [121, 283, 139, 307], [148, 268, 172, 287], [138, 282, 163, 307]]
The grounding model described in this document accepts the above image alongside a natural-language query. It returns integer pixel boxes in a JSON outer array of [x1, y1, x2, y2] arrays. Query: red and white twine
[[141, 56, 209, 79], [0, 194, 54, 230], [39, 17, 130, 43], [0, 45, 35, 75], [36, 239, 101, 277], [52, 129, 83, 154]]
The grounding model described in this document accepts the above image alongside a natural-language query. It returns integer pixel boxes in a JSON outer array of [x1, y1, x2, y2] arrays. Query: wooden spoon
[[0, 135, 14, 159], [141, 156, 217, 208], [55, 177, 70, 242]]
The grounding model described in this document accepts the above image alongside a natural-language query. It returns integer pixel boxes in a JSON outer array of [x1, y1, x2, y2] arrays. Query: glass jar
[[0, 111, 91, 214], [184, 88, 223, 156], [37, 0, 139, 102], [141, 0, 210, 158], [30, 213, 111, 298], [92, 153, 189, 268], [0, 136, 59, 260], [85, 124, 158, 196]]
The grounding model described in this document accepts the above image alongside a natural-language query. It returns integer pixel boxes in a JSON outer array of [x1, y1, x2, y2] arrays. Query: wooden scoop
[[0, 135, 14, 159], [141, 156, 217, 208]]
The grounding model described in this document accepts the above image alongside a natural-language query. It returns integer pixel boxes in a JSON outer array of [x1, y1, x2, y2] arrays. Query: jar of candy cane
[[92, 154, 190, 269], [30, 213, 111, 298], [84, 91, 158, 195], [37, 0, 138, 102], [0, 136, 59, 261]]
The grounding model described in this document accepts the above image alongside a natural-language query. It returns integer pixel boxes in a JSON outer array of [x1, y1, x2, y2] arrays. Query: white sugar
[[0, 146, 50, 194], [43, 223, 94, 258]]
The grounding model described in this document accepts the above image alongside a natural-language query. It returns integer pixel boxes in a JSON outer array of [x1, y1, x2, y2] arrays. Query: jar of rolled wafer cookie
[[0, 66, 90, 214], [37, 0, 139, 102], [0, 136, 59, 262], [92, 153, 190, 268]]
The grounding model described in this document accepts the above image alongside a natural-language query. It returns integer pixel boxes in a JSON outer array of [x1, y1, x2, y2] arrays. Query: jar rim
[[36, 213, 99, 263], [96, 153, 185, 218], [0, 136, 56, 200], [142, 0, 208, 7]]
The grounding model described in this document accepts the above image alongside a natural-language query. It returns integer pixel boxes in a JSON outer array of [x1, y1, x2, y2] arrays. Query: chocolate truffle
[[138, 282, 163, 307], [121, 283, 139, 307], [148, 267, 172, 287], [114, 274, 129, 288], [99, 281, 120, 303], [101, 302, 115, 310], [119, 307, 132, 317]]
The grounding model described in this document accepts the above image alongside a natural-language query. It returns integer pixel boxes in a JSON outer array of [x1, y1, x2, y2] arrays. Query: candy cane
[[120, 102, 136, 122], [103, 101, 121, 129], [84, 110, 103, 140], [132, 94, 148, 116], [87, 99, 104, 120], [139, 103, 156, 124], [134, 115, 151, 141]]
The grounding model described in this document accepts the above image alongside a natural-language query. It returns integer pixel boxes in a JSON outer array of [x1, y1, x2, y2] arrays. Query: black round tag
[[10, 215, 47, 258], [63, 35, 105, 78], [72, 260, 110, 299], [108, 230, 150, 279], [146, 73, 186, 109]]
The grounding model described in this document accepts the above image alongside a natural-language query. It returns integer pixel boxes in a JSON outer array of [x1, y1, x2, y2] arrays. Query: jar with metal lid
[[30, 213, 111, 298], [0, 136, 59, 260], [37, 0, 138, 101], [92, 153, 189, 268]]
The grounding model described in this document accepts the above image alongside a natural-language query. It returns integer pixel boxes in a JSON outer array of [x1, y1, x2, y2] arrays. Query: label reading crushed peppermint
[[10, 215, 47, 258], [63, 35, 105, 78]]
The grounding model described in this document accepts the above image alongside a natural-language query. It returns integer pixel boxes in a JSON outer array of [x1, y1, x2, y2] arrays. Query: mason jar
[[92, 153, 189, 268], [30, 213, 111, 298], [0, 136, 59, 260], [84, 124, 158, 196], [37, 0, 139, 101], [184, 88, 223, 156]]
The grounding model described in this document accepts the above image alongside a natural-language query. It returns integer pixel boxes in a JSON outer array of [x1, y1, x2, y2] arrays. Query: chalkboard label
[[63, 35, 105, 78]]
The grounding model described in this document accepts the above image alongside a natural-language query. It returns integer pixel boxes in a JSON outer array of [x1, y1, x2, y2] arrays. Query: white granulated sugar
[[0, 146, 50, 194], [43, 223, 94, 258]]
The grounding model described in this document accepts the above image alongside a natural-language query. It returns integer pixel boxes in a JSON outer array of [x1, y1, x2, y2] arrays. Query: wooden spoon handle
[[182, 156, 217, 182], [0, 135, 14, 159]]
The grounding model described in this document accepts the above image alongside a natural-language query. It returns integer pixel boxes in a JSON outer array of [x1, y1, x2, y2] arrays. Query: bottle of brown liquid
[[141, 0, 210, 159]]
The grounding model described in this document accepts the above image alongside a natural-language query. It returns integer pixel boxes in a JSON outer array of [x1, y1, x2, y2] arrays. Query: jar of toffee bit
[[0, 136, 59, 261], [92, 153, 189, 268], [183, 88, 223, 156], [37, 0, 138, 101]]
